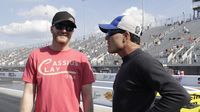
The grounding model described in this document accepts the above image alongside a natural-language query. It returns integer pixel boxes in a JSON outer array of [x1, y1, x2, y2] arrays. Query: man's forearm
[[82, 96, 93, 112], [20, 93, 34, 112], [82, 84, 94, 112], [20, 83, 36, 112]]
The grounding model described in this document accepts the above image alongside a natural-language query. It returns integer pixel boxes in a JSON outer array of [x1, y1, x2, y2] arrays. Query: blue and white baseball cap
[[99, 15, 142, 37]]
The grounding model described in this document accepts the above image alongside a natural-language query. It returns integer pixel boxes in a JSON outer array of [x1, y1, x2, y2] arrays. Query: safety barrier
[[0, 72, 199, 107]]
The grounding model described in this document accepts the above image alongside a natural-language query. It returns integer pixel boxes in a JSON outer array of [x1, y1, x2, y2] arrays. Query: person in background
[[99, 15, 190, 112], [20, 11, 95, 112]]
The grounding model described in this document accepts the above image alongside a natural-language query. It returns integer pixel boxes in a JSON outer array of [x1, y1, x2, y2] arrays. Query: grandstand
[[1, 18, 200, 74], [142, 19, 200, 65]]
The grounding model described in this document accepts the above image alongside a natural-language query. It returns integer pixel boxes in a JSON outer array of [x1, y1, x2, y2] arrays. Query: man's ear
[[122, 38, 125, 43], [50, 26, 53, 33], [123, 31, 131, 41]]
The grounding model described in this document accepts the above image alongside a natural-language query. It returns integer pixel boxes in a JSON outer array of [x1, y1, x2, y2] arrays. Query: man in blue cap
[[99, 15, 190, 112]]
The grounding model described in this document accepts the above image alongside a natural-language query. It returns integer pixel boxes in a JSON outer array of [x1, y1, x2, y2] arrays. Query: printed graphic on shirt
[[38, 58, 79, 77]]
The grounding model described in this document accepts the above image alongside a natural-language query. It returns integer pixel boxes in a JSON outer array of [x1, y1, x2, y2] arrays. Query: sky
[[0, 0, 194, 49]]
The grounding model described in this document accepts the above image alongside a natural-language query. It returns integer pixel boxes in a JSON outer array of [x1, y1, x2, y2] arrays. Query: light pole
[[82, 0, 86, 39], [141, 0, 144, 31]]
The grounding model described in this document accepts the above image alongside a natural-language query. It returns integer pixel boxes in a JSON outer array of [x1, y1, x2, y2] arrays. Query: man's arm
[[81, 84, 93, 112], [20, 82, 36, 112], [141, 58, 191, 112]]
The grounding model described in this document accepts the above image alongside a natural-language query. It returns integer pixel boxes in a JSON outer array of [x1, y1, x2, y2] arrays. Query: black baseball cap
[[52, 11, 77, 28]]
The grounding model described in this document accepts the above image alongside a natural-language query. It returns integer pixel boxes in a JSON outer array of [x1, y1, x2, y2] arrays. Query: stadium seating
[[1, 18, 200, 68]]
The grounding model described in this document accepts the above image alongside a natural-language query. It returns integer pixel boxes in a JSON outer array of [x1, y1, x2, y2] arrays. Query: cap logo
[[135, 26, 140, 35], [68, 17, 75, 23]]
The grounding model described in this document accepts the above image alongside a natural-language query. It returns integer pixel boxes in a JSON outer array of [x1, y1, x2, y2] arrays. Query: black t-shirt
[[113, 48, 190, 112]]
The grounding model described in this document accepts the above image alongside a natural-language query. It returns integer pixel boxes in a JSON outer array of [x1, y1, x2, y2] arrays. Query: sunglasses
[[106, 29, 126, 37], [54, 23, 74, 32]]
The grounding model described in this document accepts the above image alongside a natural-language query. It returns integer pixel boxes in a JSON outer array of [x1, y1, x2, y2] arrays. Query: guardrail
[[0, 72, 199, 87], [0, 72, 200, 107], [93, 73, 200, 107], [0, 72, 22, 82]]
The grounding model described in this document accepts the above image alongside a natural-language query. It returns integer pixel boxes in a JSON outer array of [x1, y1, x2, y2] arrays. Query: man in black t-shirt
[[98, 15, 190, 112]]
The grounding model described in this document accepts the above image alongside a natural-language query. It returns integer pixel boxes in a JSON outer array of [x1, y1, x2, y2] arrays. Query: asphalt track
[[0, 81, 112, 112], [0, 91, 112, 112], [0, 93, 20, 112]]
